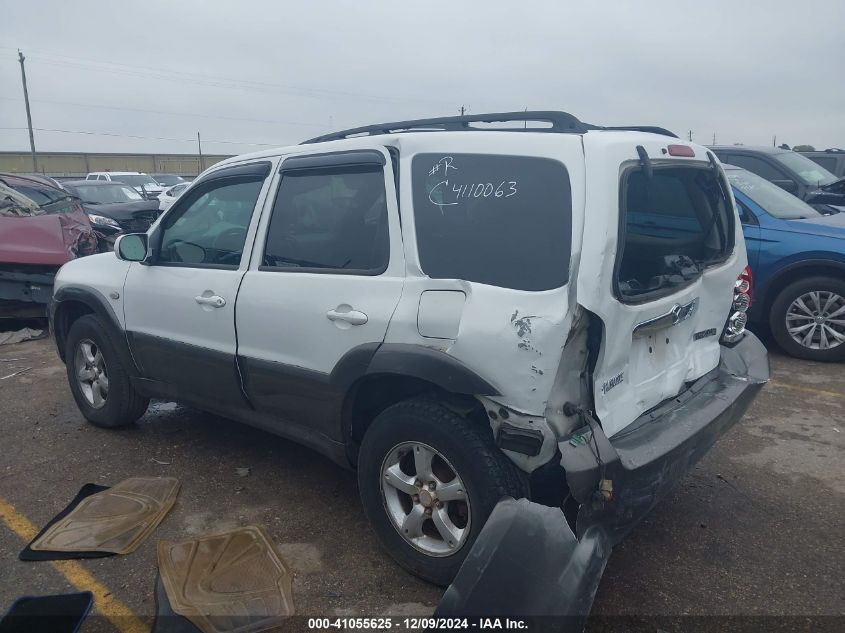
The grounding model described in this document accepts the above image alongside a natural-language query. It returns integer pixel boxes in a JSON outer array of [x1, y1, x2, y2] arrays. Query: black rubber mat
[[0, 591, 92, 633], [19, 484, 114, 561], [152, 574, 202, 633]]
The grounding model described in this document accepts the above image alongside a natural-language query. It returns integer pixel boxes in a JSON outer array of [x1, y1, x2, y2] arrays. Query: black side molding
[[364, 343, 499, 395]]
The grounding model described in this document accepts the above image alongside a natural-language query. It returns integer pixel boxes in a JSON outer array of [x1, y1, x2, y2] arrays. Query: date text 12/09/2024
[[307, 618, 529, 630]]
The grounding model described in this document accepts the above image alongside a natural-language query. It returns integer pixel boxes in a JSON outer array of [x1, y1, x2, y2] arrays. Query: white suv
[[86, 171, 163, 199], [51, 112, 768, 591]]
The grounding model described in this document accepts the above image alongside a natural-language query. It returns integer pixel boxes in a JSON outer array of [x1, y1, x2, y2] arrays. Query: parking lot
[[1, 331, 842, 629]]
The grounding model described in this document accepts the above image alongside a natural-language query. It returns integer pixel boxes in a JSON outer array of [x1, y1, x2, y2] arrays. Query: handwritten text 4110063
[[426, 156, 518, 208]]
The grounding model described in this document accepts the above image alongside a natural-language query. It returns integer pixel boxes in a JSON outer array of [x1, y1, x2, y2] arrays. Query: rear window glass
[[411, 153, 571, 291], [617, 165, 734, 302]]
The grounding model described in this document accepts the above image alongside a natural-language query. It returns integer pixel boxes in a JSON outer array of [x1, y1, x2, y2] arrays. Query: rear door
[[235, 147, 404, 441], [578, 134, 744, 437]]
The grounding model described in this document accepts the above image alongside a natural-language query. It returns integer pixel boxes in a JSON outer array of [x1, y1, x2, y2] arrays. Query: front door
[[236, 148, 405, 441], [123, 161, 275, 412]]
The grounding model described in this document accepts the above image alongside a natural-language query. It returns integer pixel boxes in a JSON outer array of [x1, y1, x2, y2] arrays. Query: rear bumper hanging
[[437, 333, 769, 625]]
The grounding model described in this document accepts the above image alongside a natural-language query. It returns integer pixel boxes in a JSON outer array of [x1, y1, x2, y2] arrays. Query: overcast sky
[[1, 0, 843, 156]]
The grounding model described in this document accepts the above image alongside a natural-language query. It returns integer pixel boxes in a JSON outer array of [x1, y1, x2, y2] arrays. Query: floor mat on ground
[[153, 574, 202, 633], [0, 592, 92, 633], [158, 526, 294, 633], [19, 484, 113, 561], [28, 477, 180, 556]]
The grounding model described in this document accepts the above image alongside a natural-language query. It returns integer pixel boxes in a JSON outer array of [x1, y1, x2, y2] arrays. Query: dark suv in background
[[799, 149, 845, 178], [710, 145, 844, 211]]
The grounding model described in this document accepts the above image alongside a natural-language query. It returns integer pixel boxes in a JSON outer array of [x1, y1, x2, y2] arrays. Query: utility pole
[[688, 130, 693, 142], [17, 49, 37, 172], [773, 135, 776, 147], [197, 131, 204, 174], [712, 132, 716, 145], [460, 105, 466, 117]]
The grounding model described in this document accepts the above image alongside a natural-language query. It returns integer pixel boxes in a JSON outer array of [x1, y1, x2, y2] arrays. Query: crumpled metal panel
[[0, 183, 96, 265], [31, 477, 180, 554], [158, 526, 294, 633]]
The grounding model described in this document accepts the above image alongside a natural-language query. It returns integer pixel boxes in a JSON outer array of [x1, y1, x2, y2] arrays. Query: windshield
[[72, 184, 143, 204], [773, 152, 838, 187], [155, 175, 185, 185], [725, 168, 821, 220], [111, 174, 159, 188]]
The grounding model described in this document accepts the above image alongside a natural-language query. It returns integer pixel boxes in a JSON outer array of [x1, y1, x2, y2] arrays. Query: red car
[[0, 173, 97, 318]]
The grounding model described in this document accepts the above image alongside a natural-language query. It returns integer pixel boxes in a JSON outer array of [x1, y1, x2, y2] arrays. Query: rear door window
[[616, 165, 734, 302], [262, 164, 390, 274], [411, 153, 572, 291]]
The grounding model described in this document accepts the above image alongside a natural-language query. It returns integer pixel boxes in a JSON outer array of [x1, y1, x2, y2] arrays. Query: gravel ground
[[0, 334, 842, 631]]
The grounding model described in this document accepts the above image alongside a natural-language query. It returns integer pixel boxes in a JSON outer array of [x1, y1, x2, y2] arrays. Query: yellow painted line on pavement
[[0, 496, 148, 633], [768, 379, 844, 400]]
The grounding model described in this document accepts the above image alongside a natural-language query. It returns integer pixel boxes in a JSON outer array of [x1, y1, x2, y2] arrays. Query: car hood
[[82, 200, 160, 221], [787, 212, 845, 238]]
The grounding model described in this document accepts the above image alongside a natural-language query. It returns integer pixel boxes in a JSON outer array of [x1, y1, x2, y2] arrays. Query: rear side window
[[617, 165, 734, 302], [262, 165, 390, 274], [411, 153, 571, 291]]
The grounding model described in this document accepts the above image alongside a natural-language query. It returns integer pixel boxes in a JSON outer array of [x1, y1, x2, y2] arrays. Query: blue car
[[725, 164, 845, 361]]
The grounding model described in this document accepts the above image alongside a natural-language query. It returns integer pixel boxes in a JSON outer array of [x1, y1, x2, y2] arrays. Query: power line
[[0, 45, 454, 108], [0, 96, 323, 128], [0, 126, 281, 147]]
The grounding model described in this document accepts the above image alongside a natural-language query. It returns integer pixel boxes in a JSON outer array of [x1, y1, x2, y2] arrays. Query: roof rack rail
[[603, 126, 679, 138], [301, 111, 678, 144]]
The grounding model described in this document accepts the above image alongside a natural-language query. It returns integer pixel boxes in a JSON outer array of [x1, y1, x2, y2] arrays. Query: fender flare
[[331, 342, 500, 396], [52, 285, 124, 362], [758, 258, 845, 308]]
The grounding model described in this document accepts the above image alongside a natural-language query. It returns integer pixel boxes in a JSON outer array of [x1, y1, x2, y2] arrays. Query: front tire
[[65, 314, 149, 427], [357, 398, 529, 585], [769, 276, 845, 361]]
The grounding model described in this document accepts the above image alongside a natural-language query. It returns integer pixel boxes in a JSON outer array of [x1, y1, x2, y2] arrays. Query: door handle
[[195, 294, 226, 308], [326, 307, 368, 326]]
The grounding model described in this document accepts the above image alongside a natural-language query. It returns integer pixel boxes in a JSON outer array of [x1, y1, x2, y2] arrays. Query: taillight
[[667, 144, 696, 157], [722, 266, 752, 344]]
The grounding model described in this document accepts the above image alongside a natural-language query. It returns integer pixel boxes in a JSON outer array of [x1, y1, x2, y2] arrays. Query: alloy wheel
[[74, 339, 109, 409], [380, 442, 471, 557], [786, 291, 845, 351]]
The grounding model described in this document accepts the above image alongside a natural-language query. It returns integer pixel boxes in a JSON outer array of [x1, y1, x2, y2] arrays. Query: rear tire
[[65, 314, 149, 427], [357, 398, 529, 585], [769, 276, 845, 362]]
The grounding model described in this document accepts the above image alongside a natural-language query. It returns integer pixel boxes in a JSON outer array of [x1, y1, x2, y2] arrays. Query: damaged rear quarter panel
[[382, 133, 588, 471]]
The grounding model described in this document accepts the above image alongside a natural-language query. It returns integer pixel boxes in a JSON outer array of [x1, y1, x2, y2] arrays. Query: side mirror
[[115, 233, 148, 262], [772, 179, 798, 194]]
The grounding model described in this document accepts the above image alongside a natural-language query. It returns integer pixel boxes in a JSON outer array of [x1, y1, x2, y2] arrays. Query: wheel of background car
[[356, 398, 529, 586], [64, 314, 149, 427], [769, 276, 845, 362]]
